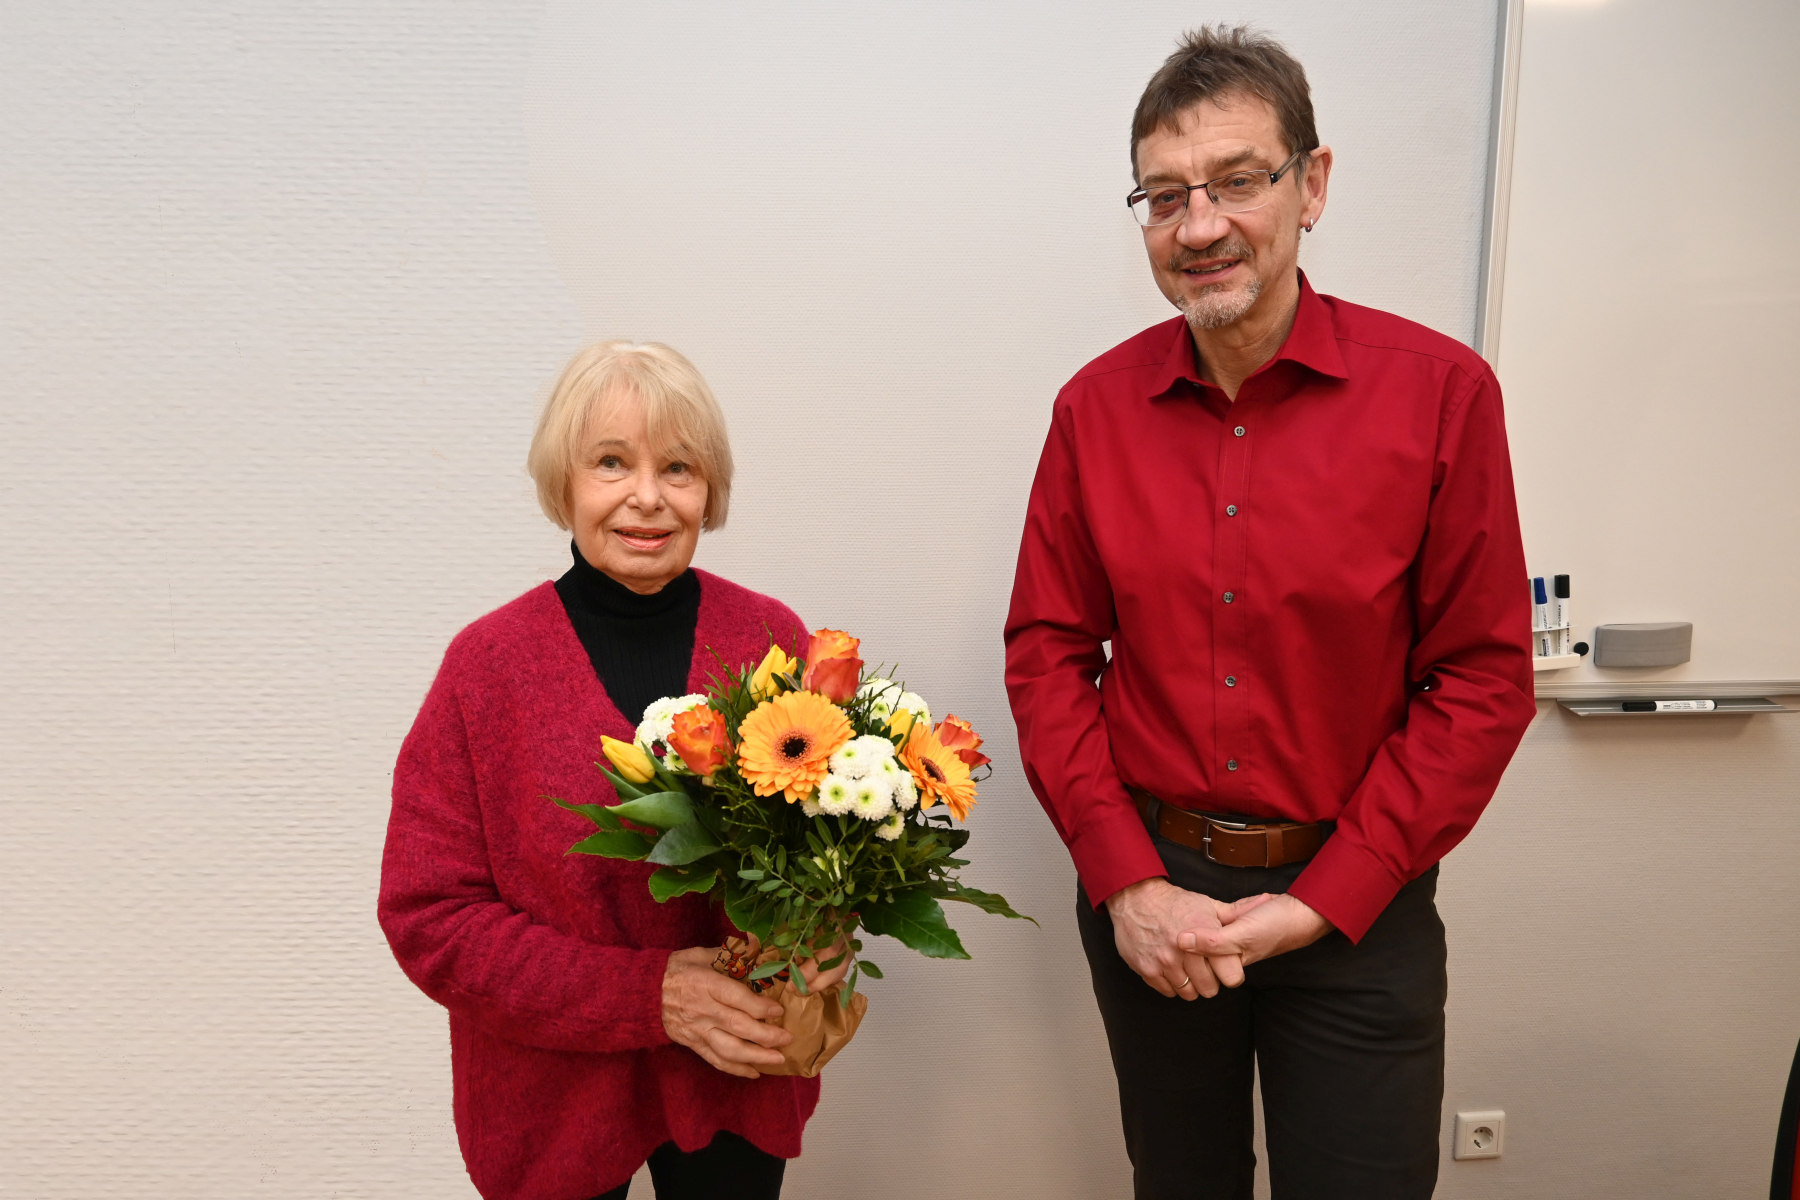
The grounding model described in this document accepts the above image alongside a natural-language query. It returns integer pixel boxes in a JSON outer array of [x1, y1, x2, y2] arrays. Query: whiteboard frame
[[1474, 0, 1524, 366]]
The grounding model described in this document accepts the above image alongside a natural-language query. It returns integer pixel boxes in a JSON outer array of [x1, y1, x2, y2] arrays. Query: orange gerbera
[[902, 723, 977, 821], [736, 690, 853, 802]]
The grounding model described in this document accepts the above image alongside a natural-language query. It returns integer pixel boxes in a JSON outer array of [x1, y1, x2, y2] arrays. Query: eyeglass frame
[[1125, 148, 1311, 227]]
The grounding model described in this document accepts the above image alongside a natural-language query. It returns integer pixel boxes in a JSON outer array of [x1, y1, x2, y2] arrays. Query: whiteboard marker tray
[[1557, 697, 1793, 717]]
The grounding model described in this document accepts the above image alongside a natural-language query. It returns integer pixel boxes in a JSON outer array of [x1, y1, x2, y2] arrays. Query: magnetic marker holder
[[1531, 624, 1585, 673]]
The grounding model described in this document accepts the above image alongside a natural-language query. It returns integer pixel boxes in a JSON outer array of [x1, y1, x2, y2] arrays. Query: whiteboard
[[1483, 0, 1800, 696]]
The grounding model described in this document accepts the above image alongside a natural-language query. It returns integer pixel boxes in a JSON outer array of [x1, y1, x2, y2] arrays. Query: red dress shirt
[[1004, 275, 1536, 943]]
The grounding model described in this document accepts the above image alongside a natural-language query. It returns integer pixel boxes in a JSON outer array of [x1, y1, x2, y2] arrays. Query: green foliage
[[645, 821, 722, 866], [569, 829, 652, 859], [552, 797, 623, 830], [648, 865, 719, 902], [942, 884, 1038, 924], [859, 889, 971, 960], [606, 790, 694, 830]]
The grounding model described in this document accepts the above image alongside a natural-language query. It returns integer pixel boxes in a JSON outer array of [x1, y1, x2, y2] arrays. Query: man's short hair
[[1131, 25, 1318, 180], [527, 339, 734, 532]]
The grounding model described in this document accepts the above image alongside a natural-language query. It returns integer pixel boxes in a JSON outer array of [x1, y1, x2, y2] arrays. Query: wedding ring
[[1176, 976, 1192, 990]]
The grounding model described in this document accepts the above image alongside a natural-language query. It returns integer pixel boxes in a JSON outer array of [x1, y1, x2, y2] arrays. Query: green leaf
[[757, 878, 783, 892], [648, 865, 719, 902], [568, 829, 653, 860], [645, 820, 722, 866], [598, 767, 653, 799], [857, 960, 883, 979], [747, 960, 788, 981], [552, 797, 623, 830], [737, 868, 766, 881], [859, 890, 970, 959], [606, 790, 694, 830], [943, 885, 1038, 924], [724, 886, 774, 940]]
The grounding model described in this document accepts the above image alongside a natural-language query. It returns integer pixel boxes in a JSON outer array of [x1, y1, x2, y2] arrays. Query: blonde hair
[[527, 340, 734, 531]]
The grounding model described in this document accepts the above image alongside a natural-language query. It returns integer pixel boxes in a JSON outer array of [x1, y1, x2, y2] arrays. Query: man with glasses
[[1003, 25, 1535, 1199]]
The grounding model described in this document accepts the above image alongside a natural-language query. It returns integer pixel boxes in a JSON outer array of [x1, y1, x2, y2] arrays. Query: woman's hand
[[661, 947, 791, 1078], [795, 938, 853, 993]]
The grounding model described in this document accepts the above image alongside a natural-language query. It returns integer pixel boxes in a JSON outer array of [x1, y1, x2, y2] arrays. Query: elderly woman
[[379, 341, 844, 1200]]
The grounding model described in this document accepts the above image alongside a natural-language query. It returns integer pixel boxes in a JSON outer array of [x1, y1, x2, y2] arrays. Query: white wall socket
[[1453, 1110, 1505, 1160]]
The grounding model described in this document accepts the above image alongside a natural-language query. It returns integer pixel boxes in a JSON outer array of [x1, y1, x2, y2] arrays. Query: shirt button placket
[[1215, 412, 1252, 802]]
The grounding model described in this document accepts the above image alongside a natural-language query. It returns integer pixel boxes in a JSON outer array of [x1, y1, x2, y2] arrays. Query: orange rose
[[934, 714, 991, 769], [668, 705, 730, 778], [802, 628, 863, 703]]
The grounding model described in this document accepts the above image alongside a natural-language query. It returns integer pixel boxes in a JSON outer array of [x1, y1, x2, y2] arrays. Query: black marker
[[1553, 575, 1571, 656]]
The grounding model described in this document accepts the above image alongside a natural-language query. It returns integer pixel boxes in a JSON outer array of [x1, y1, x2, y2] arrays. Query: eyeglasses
[[1126, 149, 1309, 227]]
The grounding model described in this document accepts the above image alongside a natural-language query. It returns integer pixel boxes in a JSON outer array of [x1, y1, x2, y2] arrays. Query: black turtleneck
[[554, 543, 702, 725]]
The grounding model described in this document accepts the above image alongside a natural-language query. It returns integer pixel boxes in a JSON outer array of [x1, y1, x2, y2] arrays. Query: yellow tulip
[[601, 735, 656, 784], [886, 708, 916, 739], [749, 644, 798, 701]]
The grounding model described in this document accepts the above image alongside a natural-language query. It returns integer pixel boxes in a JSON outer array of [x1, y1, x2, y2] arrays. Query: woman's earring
[[1303, 220, 1315, 233]]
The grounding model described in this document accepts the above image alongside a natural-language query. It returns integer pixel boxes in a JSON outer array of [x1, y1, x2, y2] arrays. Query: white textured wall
[[5, 3, 1792, 1199]]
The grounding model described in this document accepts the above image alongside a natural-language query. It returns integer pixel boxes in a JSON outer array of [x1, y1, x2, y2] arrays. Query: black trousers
[[1076, 829, 1447, 1200], [590, 1130, 786, 1200]]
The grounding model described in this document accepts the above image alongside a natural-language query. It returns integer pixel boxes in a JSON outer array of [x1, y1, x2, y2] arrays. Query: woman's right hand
[[661, 946, 792, 1078]]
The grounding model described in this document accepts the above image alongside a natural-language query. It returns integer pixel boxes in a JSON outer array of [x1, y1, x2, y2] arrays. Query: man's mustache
[[1166, 239, 1254, 273]]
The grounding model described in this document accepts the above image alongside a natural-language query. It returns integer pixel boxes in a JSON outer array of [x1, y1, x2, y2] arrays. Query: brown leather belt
[[1130, 787, 1326, 869]]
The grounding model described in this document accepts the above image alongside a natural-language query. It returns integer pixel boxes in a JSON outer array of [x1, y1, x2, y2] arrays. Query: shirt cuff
[[1286, 834, 1405, 944], [1067, 804, 1167, 909]]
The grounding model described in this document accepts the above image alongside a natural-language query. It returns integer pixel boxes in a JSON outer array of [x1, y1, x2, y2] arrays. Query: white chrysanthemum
[[895, 692, 930, 726], [858, 677, 902, 721], [829, 734, 899, 778], [827, 740, 871, 779], [848, 774, 894, 822], [868, 755, 904, 787], [800, 795, 823, 818], [816, 774, 856, 817], [874, 809, 905, 842], [893, 773, 919, 811], [854, 733, 897, 761], [635, 694, 710, 750]]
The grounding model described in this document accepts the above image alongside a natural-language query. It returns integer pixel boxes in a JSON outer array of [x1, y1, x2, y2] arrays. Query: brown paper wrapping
[[713, 936, 868, 1078]]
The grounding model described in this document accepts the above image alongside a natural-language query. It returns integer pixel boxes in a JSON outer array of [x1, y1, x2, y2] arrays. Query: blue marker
[[1532, 577, 1551, 656]]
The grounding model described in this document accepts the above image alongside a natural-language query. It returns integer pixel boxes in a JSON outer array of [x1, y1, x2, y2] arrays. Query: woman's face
[[568, 390, 708, 594]]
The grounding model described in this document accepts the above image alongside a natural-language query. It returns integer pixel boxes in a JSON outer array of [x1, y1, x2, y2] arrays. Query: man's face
[[1134, 94, 1324, 331]]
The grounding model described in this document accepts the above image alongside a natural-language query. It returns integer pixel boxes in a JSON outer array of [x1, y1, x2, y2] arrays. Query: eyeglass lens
[[1131, 172, 1275, 226]]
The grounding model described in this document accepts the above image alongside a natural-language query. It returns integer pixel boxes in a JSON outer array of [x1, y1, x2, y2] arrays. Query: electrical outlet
[[1453, 1110, 1505, 1160]]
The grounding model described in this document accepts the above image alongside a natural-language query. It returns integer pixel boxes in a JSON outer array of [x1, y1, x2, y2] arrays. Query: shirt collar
[[1149, 271, 1350, 400]]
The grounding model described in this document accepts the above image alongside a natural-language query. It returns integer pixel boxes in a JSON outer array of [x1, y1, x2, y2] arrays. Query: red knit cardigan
[[379, 571, 818, 1200]]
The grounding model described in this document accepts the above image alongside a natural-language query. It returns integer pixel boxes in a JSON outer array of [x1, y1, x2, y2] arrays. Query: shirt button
[[1223, 591, 1235, 603], [1226, 504, 1238, 516], [1226, 758, 1240, 771], [1225, 675, 1237, 687], [1233, 425, 1246, 437]]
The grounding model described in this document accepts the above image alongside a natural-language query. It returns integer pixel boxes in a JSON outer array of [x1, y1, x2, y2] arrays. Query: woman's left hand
[[795, 938, 853, 993]]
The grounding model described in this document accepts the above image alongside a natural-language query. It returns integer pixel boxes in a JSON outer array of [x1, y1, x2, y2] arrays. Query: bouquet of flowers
[[557, 628, 1030, 1075]]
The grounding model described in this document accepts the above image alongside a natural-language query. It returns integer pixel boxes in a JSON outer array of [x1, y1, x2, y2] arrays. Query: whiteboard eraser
[[1592, 622, 1692, 668]]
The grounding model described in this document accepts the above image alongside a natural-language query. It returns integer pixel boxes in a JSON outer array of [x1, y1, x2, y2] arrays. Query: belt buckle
[[1202, 816, 1258, 867]]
